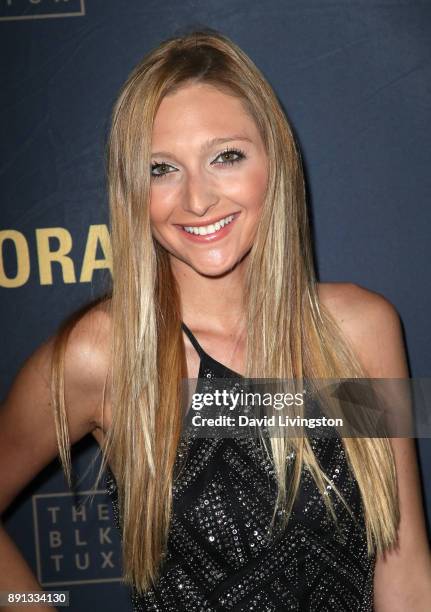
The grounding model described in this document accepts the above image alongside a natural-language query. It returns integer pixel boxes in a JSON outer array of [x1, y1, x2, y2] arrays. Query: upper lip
[[174, 212, 238, 228]]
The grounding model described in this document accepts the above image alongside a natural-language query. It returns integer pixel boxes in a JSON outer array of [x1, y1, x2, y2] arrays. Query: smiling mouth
[[178, 213, 238, 236]]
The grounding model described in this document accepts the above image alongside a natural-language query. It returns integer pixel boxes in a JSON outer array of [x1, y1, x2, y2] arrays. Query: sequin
[[104, 323, 375, 610]]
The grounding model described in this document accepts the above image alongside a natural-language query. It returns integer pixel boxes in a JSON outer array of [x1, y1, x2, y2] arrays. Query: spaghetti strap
[[181, 322, 206, 358], [181, 322, 242, 378]]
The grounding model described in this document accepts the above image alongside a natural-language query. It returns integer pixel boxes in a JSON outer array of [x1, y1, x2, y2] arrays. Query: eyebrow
[[151, 135, 253, 159]]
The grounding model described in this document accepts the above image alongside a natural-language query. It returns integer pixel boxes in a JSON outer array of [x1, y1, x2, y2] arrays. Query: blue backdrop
[[1, 1, 430, 610]]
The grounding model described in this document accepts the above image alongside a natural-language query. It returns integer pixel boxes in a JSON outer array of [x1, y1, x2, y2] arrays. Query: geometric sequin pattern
[[104, 323, 376, 611]]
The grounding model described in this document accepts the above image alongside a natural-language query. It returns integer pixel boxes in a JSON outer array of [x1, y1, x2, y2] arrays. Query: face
[[149, 82, 269, 277]]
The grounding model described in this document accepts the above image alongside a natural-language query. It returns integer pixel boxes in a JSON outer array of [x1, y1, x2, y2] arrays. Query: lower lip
[[175, 213, 240, 243]]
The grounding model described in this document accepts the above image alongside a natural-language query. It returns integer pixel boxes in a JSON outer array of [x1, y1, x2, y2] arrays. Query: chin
[[191, 257, 242, 278]]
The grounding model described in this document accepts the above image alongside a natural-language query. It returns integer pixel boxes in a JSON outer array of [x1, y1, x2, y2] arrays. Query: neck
[[170, 254, 248, 334]]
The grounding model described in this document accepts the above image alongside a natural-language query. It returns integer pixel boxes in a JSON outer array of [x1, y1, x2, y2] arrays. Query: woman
[[1, 28, 431, 612]]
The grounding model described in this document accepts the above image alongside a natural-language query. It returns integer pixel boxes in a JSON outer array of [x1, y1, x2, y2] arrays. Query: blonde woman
[[1, 28, 431, 612]]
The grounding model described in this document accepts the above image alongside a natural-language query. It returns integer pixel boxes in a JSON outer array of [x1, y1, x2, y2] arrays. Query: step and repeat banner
[[1, 1, 430, 610]]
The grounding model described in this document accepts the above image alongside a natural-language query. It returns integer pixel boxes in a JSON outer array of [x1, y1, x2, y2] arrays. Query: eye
[[150, 161, 176, 179], [213, 147, 246, 166], [150, 147, 247, 179]]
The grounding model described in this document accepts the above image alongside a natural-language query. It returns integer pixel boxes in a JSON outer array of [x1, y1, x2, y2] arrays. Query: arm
[[335, 283, 431, 610], [0, 304, 110, 612]]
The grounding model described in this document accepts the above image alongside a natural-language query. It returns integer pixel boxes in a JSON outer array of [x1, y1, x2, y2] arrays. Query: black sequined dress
[[105, 322, 375, 611]]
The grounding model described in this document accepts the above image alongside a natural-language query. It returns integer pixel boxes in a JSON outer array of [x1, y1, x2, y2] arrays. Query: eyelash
[[150, 147, 247, 180]]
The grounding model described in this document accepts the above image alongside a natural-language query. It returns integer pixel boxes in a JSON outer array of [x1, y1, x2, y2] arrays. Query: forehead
[[152, 83, 258, 143]]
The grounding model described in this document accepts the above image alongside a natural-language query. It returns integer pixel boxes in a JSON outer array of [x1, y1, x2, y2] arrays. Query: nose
[[182, 169, 220, 217]]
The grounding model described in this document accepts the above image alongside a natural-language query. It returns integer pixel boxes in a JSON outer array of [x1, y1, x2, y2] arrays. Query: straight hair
[[50, 28, 399, 594]]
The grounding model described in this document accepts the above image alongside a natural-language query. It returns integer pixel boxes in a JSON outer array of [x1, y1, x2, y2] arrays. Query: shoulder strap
[[181, 322, 206, 359]]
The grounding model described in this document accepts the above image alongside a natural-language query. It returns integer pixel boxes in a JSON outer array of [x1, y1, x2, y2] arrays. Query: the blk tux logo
[[32, 490, 123, 586], [0, 0, 86, 22]]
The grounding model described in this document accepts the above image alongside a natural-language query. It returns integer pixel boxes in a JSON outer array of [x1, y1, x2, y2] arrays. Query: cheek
[[241, 165, 268, 211], [149, 192, 169, 226], [150, 183, 182, 226]]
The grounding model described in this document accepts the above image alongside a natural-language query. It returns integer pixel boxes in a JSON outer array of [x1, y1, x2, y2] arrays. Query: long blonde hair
[[51, 28, 399, 594]]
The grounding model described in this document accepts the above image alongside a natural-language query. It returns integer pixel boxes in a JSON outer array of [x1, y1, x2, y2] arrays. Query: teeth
[[183, 214, 234, 235]]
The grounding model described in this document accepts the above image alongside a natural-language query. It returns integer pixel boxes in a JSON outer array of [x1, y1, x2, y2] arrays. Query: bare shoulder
[[0, 298, 112, 513], [65, 298, 112, 380], [318, 285, 431, 603], [317, 281, 397, 323], [317, 282, 407, 377], [61, 297, 112, 429]]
